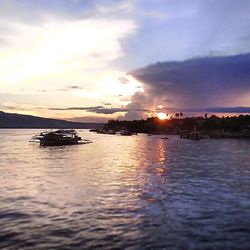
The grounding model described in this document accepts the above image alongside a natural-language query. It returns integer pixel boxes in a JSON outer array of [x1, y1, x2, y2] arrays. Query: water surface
[[0, 130, 250, 249]]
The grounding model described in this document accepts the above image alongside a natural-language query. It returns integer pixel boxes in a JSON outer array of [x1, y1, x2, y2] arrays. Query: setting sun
[[157, 112, 168, 120]]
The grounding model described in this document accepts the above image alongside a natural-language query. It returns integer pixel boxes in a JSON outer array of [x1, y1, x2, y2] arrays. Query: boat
[[89, 129, 98, 132], [119, 131, 136, 136], [31, 129, 92, 146], [93, 129, 116, 135], [106, 130, 116, 134]]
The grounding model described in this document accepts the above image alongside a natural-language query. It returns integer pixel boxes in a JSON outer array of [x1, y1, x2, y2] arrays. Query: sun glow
[[157, 112, 168, 120], [0, 17, 136, 92]]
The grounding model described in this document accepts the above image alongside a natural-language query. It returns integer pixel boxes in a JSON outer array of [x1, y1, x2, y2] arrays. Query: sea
[[0, 129, 250, 250]]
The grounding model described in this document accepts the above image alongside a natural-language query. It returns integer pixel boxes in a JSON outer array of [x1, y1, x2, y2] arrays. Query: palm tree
[[180, 112, 183, 118]]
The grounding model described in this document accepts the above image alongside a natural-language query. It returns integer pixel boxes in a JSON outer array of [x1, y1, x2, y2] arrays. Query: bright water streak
[[0, 130, 250, 249]]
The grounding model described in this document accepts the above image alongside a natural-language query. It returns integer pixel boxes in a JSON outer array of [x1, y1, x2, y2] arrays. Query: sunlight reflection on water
[[0, 129, 250, 249]]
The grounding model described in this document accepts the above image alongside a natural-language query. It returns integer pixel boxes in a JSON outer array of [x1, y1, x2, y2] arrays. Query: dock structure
[[180, 129, 209, 140]]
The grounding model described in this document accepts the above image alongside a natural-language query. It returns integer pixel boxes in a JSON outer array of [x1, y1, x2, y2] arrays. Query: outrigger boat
[[30, 129, 92, 146]]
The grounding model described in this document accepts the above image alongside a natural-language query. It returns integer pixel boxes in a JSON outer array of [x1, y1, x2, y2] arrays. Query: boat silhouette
[[31, 129, 92, 146]]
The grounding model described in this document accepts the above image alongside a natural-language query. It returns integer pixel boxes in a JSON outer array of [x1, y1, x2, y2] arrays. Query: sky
[[0, 0, 250, 122]]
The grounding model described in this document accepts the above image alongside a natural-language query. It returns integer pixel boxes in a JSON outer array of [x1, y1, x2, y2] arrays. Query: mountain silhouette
[[0, 111, 103, 129]]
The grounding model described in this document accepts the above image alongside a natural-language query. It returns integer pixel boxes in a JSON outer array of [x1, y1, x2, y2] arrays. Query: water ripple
[[0, 130, 249, 249]]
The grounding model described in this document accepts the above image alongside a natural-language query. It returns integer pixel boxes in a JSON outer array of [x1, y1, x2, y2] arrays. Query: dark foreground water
[[0, 130, 250, 250]]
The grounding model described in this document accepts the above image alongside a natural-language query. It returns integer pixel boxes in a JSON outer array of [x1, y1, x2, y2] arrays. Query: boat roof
[[55, 129, 76, 133], [41, 129, 77, 135]]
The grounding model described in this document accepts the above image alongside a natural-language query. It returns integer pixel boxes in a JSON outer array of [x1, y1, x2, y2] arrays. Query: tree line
[[104, 114, 250, 134]]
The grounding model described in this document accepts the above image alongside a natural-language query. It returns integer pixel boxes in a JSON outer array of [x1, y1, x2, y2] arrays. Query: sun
[[157, 112, 168, 120]]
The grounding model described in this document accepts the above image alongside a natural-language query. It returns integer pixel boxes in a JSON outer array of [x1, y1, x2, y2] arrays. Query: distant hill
[[0, 111, 104, 129]]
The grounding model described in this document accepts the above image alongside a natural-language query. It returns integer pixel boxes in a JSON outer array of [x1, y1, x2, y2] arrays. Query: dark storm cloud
[[156, 106, 250, 114], [182, 107, 250, 114], [49, 106, 129, 114], [130, 53, 250, 112]]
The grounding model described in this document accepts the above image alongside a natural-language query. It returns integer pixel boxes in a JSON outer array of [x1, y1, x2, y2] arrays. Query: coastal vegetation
[[103, 115, 250, 138]]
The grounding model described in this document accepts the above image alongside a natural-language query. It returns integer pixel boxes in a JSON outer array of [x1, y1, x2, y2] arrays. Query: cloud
[[118, 76, 130, 84], [0, 6, 137, 96], [119, 95, 132, 102], [148, 106, 250, 115], [0, 101, 41, 111], [0, 0, 135, 22], [56, 85, 84, 91], [67, 115, 110, 123], [66, 85, 83, 89], [49, 106, 129, 114], [0, 1, 140, 116], [124, 53, 250, 119], [181, 107, 250, 114], [121, 0, 250, 69]]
